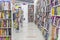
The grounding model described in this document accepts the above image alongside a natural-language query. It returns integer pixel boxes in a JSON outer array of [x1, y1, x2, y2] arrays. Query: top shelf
[[53, 4, 60, 7]]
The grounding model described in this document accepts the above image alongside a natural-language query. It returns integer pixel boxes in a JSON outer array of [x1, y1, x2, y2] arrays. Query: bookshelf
[[35, 0, 52, 40], [28, 5, 34, 22], [51, 0, 60, 40], [0, 1, 12, 40], [35, 0, 60, 40]]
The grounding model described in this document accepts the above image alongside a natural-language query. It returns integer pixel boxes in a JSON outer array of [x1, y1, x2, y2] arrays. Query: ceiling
[[16, 0, 34, 3]]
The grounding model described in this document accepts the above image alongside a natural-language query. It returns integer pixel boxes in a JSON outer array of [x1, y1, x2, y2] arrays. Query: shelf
[[0, 1, 12, 40], [53, 4, 60, 7], [52, 15, 60, 16], [0, 18, 11, 20], [0, 27, 11, 29], [0, 35, 11, 38]]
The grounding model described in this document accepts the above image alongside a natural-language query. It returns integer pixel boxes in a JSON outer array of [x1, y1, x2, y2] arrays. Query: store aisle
[[14, 23, 45, 40]]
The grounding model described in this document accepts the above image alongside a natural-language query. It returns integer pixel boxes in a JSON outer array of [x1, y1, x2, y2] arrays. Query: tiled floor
[[13, 22, 45, 40]]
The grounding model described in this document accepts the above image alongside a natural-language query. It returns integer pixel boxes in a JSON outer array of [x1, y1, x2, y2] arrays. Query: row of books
[[0, 20, 11, 27], [37, 1, 52, 40], [36, 0, 60, 40], [52, 6, 60, 16], [44, 0, 60, 7], [0, 1, 12, 40], [46, 0, 60, 4], [0, 29, 11, 37], [51, 0, 60, 4], [0, 37, 11, 40], [0, 11, 11, 19], [51, 16, 60, 40], [0, 1, 11, 11]]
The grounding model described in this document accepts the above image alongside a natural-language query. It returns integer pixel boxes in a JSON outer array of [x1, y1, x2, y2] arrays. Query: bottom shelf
[[0, 37, 11, 40], [0, 35, 11, 38]]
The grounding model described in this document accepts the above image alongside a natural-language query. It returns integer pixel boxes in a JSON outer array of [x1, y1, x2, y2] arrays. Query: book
[[2, 2, 4, 10], [55, 0, 58, 5], [58, 0, 60, 4], [3, 38, 6, 40], [0, 38, 2, 40], [5, 11, 9, 19], [56, 28, 59, 40], [51, 25, 56, 40], [8, 28, 11, 35], [4, 29, 7, 37], [57, 7, 60, 15], [51, 16, 60, 40], [1, 20, 4, 27], [0, 12, 2, 18], [1, 12, 5, 19], [0, 29, 3, 36], [47, 0, 49, 4], [52, 8, 54, 16], [8, 20, 10, 27], [6, 37, 9, 40], [0, 21, 1, 27], [54, 7, 57, 15], [0, 2, 2, 11], [4, 2, 9, 10], [7, 20, 8, 27], [51, 0, 54, 3], [2, 30, 5, 36], [3, 20, 7, 27], [9, 11, 11, 18], [10, 20, 11, 27]]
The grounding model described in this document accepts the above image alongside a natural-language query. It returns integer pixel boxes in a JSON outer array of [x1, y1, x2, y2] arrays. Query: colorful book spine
[[4, 37, 10, 40], [0, 38, 2, 40], [0, 12, 1, 18], [57, 7, 60, 15], [0, 29, 3, 36], [6, 37, 9, 40], [7, 20, 8, 27], [51, 25, 56, 40], [54, 7, 57, 15], [58, 0, 60, 4], [9, 12, 11, 18], [2, 12, 5, 19], [55, 0, 58, 5], [4, 20, 7, 27], [1, 20, 4, 27], [52, 8, 54, 16], [0, 21, 1, 27]]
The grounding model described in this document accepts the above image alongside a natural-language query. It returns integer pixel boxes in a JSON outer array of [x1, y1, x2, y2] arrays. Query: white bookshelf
[[0, 1, 12, 40]]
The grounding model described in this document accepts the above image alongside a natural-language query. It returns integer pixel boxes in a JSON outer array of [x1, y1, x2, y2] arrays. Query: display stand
[[0, 1, 12, 40]]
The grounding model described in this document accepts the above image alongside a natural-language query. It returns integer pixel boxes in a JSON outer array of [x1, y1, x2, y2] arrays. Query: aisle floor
[[13, 23, 45, 40]]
